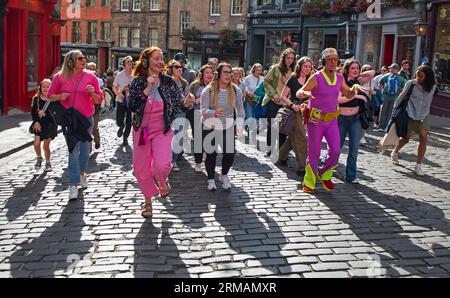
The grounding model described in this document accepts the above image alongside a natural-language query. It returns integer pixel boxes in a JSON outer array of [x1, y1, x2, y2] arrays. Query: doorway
[[324, 34, 338, 49], [383, 34, 395, 66]]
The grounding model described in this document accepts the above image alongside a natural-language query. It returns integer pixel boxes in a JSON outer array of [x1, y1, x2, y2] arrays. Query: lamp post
[[413, 0, 427, 69]]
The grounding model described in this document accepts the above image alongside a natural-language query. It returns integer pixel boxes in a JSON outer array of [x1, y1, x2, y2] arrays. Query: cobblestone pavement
[[0, 118, 449, 278]]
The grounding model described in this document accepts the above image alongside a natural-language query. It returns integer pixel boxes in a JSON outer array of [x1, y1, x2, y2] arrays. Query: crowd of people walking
[[29, 45, 437, 218]]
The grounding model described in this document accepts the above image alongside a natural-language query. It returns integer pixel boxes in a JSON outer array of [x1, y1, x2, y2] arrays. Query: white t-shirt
[[244, 75, 264, 93], [113, 70, 135, 103]]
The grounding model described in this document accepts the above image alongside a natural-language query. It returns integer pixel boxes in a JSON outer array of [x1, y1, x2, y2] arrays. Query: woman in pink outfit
[[128, 47, 194, 218]]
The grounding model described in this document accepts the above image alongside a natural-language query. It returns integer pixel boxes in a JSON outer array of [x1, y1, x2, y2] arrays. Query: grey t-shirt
[[113, 70, 135, 103], [394, 79, 436, 121], [182, 68, 197, 86], [201, 85, 245, 130]]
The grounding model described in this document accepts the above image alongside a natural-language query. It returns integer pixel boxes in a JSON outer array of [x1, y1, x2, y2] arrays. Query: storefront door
[[383, 34, 395, 66]]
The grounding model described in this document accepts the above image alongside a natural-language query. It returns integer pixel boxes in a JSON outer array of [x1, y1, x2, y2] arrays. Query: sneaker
[[207, 179, 217, 191], [391, 152, 399, 165], [117, 127, 124, 138], [415, 164, 424, 176], [276, 159, 288, 167], [172, 162, 180, 172], [194, 163, 202, 173], [80, 175, 88, 188], [317, 173, 335, 192], [349, 178, 359, 184], [264, 150, 271, 157], [35, 157, 43, 170], [69, 186, 78, 200], [219, 174, 231, 190], [44, 162, 52, 172], [302, 184, 314, 193], [360, 137, 368, 146]]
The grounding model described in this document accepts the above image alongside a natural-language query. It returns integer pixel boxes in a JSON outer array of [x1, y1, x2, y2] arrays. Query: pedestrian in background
[[200, 63, 245, 191], [167, 59, 191, 172], [188, 64, 214, 172], [390, 65, 437, 176], [113, 56, 134, 146], [243, 63, 264, 121], [30, 79, 57, 172], [378, 63, 407, 131], [86, 62, 104, 150], [208, 57, 219, 72], [128, 47, 194, 218], [399, 60, 412, 81], [174, 52, 196, 86], [48, 50, 102, 200], [262, 48, 296, 158], [370, 65, 388, 128]]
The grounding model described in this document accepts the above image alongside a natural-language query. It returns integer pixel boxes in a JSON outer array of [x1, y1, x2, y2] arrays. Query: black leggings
[[186, 109, 203, 164], [266, 100, 287, 151], [203, 128, 236, 180]]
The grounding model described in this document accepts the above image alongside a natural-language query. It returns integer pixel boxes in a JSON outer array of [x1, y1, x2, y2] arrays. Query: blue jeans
[[63, 116, 93, 185], [338, 114, 361, 182], [244, 100, 254, 121]]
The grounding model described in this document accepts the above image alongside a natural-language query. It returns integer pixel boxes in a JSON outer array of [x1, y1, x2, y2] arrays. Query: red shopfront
[[2, 0, 61, 114]]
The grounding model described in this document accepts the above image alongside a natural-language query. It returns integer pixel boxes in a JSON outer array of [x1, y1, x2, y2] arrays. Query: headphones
[[141, 54, 149, 69], [67, 53, 75, 69], [214, 64, 225, 81]]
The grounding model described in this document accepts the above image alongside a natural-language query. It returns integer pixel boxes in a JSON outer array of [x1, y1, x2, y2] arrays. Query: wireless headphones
[[214, 64, 225, 81], [67, 53, 75, 69]]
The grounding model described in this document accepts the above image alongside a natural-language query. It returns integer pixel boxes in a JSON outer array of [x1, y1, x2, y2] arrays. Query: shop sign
[[252, 17, 300, 26], [438, 4, 450, 22]]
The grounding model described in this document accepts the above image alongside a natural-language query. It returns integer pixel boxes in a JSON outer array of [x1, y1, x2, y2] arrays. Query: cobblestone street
[[0, 118, 449, 278]]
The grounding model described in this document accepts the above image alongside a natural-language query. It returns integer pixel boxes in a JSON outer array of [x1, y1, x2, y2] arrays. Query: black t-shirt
[[286, 76, 307, 104], [339, 78, 369, 108]]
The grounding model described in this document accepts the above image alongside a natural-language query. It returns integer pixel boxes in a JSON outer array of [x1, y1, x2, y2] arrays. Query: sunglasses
[[77, 56, 86, 61], [222, 70, 232, 75], [172, 65, 182, 69]]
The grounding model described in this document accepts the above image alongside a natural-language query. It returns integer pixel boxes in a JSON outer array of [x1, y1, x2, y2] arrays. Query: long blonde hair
[[60, 50, 84, 79], [208, 63, 236, 108]]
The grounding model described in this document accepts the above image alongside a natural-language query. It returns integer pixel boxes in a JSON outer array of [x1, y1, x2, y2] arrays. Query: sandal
[[159, 182, 171, 198], [141, 201, 153, 218]]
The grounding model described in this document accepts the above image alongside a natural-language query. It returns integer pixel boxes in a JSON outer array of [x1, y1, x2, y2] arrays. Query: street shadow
[[315, 182, 450, 277], [10, 200, 92, 277], [110, 144, 133, 173], [232, 153, 274, 180], [394, 166, 450, 191], [6, 172, 48, 221], [133, 220, 188, 278], [87, 152, 112, 174], [214, 191, 288, 274]]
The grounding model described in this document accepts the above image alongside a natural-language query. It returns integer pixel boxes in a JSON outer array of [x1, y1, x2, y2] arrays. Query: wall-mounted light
[[415, 21, 427, 37]]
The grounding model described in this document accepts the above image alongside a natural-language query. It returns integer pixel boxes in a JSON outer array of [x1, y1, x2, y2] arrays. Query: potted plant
[[219, 29, 243, 46]]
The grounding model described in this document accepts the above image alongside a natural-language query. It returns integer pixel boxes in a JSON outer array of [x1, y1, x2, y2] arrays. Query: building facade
[[1, 0, 62, 114], [60, 0, 112, 73], [168, 0, 248, 71], [427, 0, 450, 116], [111, 0, 168, 70]]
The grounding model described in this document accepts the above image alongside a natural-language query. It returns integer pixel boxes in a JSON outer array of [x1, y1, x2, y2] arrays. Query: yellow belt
[[310, 108, 341, 122]]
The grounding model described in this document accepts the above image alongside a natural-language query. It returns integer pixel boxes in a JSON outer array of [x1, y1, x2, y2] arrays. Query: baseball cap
[[389, 63, 400, 70], [322, 48, 339, 60], [174, 52, 188, 63]]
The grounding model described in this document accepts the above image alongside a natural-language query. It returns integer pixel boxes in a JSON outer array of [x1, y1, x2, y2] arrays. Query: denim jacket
[[128, 74, 187, 133]]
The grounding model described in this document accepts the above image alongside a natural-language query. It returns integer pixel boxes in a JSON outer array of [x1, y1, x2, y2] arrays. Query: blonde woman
[[200, 63, 245, 191]]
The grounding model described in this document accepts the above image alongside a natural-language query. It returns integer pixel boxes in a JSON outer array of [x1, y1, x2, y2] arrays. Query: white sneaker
[[391, 152, 399, 165], [80, 175, 88, 188], [173, 162, 180, 172], [194, 163, 202, 173], [415, 164, 424, 176], [360, 137, 367, 145], [349, 178, 359, 184], [219, 174, 231, 190], [69, 186, 78, 200], [207, 179, 217, 191]]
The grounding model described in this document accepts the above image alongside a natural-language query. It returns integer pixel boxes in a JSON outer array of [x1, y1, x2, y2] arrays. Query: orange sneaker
[[317, 173, 335, 192]]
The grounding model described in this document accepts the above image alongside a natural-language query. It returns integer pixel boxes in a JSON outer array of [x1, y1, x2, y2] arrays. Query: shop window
[[187, 54, 202, 72], [27, 14, 40, 91], [362, 26, 382, 69], [434, 5, 450, 93], [307, 29, 323, 67]]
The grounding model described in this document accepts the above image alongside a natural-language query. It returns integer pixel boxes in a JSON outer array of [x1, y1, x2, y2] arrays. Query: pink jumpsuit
[[132, 94, 173, 198]]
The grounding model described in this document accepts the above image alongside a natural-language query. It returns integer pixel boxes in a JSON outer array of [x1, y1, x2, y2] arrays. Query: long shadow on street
[[10, 200, 92, 277], [316, 182, 450, 277]]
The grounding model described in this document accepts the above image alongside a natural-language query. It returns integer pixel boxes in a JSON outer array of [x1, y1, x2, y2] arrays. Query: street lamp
[[415, 21, 428, 37]]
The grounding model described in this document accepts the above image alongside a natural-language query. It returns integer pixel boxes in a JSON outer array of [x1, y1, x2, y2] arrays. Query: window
[[257, 0, 272, 6], [86, 21, 97, 44], [210, 0, 221, 16], [180, 11, 190, 34], [285, 0, 299, 4], [148, 28, 158, 47], [27, 14, 40, 91], [101, 22, 111, 40], [101, 0, 111, 6], [120, 28, 129, 47], [133, 0, 141, 11], [132, 28, 140, 48], [231, 0, 243, 16], [121, 0, 129, 11], [85, 0, 96, 7], [150, 0, 159, 11], [434, 4, 450, 93], [71, 21, 82, 44]]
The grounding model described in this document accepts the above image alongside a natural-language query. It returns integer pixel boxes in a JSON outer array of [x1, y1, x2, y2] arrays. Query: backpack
[[386, 74, 399, 95], [253, 81, 267, 120]]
